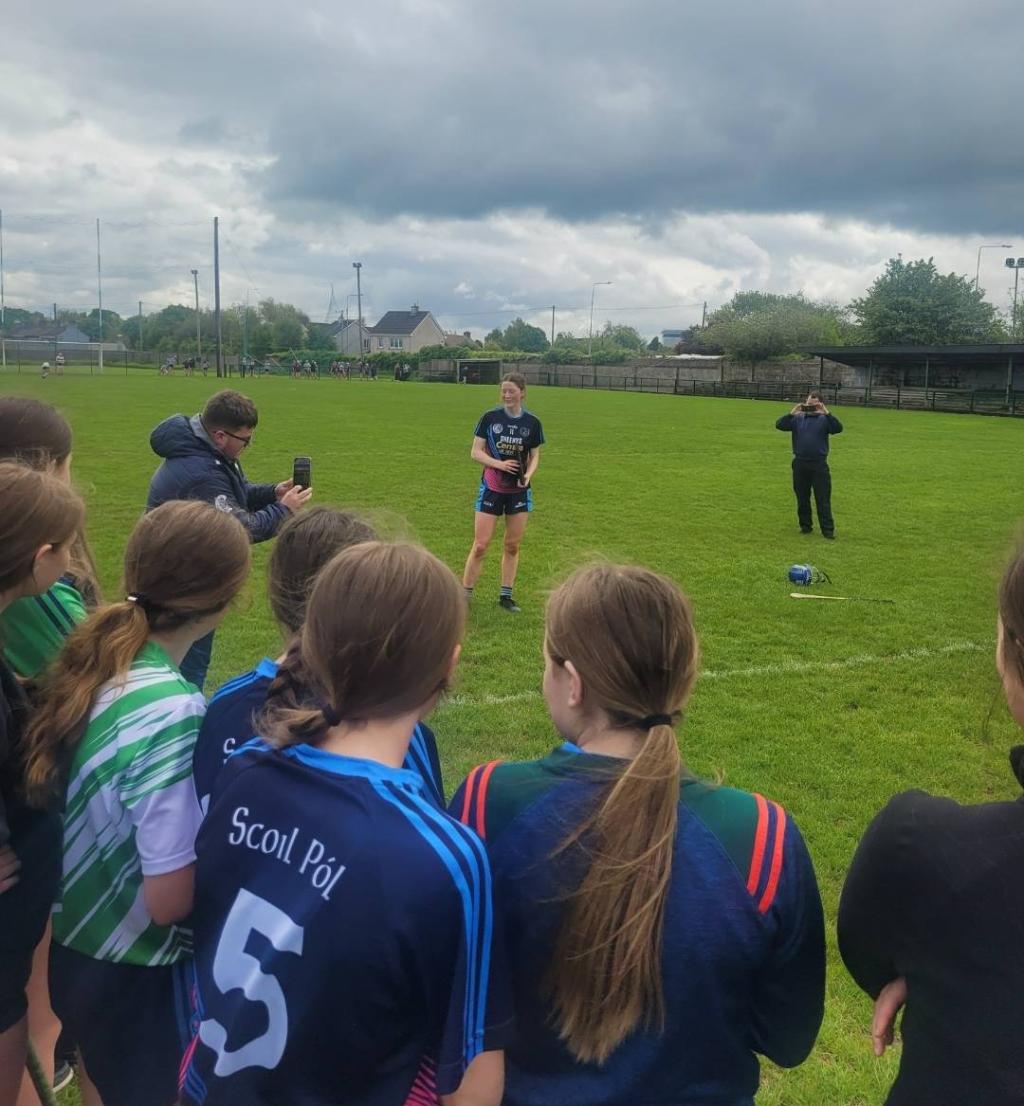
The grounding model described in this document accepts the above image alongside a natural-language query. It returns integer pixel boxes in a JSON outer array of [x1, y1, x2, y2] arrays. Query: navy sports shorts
[[474, 485, 533, 516], [0, 806, 62, 1032], [49, 942, 193, 1106]]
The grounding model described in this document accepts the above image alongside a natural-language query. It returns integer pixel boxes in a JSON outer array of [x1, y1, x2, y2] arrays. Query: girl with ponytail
[[180, 543, 511, 1106], [24, 500, 251, 1106], [0, 396, 101, 682], [0, 462, 84, 1106], [194, 508, 445, 812], [451, 563, 825, 1105]]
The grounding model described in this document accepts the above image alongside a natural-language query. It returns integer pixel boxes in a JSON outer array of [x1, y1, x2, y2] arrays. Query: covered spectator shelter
[[809, 344, 1023, 402]]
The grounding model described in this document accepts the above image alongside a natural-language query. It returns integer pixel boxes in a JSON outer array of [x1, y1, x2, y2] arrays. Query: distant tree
[[497, 317, 549, 352], [703, 292, 845, 368], [648, 336, 662, 351], [260, 299, 310, 350], [484, 327, 504, 348], [850, 257, 1004, 344], [600, 322, 644, 351], [0, 307, 47, 331]]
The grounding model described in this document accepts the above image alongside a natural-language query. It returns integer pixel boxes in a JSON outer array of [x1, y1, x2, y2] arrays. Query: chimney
[[463, 331, 471, 339], [410, 304, 420, 313]]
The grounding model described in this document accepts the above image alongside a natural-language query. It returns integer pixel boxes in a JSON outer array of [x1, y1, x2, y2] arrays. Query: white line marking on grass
[[445, 641, 987, 708]]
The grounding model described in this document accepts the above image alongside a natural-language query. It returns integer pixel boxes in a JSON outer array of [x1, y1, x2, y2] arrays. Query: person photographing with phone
[[775, 390, 843, 539], [147, 390, 313, 688], [462, 372, 544, 614]]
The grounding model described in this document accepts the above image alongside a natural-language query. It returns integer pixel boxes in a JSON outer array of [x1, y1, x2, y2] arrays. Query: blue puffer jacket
[[146, 414, 287, 543]]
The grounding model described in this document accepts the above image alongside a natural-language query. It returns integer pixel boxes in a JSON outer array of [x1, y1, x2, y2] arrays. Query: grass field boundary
[[446, 640, 988, 708]]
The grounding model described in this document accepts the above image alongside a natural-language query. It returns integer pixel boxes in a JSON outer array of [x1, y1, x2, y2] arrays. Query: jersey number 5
[[199, 888, 305, 1077]]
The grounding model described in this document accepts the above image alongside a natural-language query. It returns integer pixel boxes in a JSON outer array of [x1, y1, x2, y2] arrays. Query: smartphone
[[800, 404, 817, 412], [293, 456, 312, 489]]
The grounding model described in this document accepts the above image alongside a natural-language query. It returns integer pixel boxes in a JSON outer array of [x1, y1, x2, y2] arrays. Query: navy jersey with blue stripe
[[194, 661, 445, 809], [451, 744, 825, 1106], [181, 742, 511, 1105]]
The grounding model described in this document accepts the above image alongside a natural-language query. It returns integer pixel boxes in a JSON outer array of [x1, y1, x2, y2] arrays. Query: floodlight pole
[[353, 262, 363, 354], [976, 244, 1012, 291], [96, 218, 104, 373], [191, 270, 201, 362], [214, 217, 223, 377], [589, 281, 612, 359]]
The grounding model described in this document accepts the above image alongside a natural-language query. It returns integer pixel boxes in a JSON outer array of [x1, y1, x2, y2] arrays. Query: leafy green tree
[[648, 336, 662, 351], [703, 293, 845, 368], [484, 328, 504, 348], [850, 257, 1004, 344], [600, 322, 644, 351]]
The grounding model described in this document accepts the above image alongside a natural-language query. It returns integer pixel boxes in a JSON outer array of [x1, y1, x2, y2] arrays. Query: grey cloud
[[8, 0, 1024, 236]]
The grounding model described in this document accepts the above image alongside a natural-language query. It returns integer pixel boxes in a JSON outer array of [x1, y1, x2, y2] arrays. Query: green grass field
[[4, 372, 1021, 1106]]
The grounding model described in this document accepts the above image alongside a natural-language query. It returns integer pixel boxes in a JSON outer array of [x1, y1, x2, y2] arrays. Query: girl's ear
[[563, 659, 585, 709], [446, 643, 462, 681]]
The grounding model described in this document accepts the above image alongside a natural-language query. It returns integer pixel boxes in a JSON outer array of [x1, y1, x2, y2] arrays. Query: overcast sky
[[2, 0, 1021, 339]]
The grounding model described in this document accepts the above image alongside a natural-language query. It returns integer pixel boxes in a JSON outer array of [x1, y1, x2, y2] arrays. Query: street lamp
[[589, 281, 613, 359], [977, 244, 1012, 290], [1006, 257, 1024, 338], [190, 269, 201, 362]]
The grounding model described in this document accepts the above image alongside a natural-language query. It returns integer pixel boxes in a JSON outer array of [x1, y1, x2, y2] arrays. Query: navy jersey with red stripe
[[194, 660, 445, 810], [181, 741, 511, 1106], [451, 743, 824, 1106]]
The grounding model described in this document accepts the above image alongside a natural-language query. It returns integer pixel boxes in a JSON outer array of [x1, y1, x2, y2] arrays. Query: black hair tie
[[322, 704, 343, 727], [126, 594, 150, 612], [640, 713, 674, 730]]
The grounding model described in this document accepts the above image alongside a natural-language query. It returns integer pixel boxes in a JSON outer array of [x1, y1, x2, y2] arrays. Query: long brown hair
[[261, 542, 463, 747], [0, 396, 101, 605], [0, 462, 84, 596], [23, 501, 251, 804], [544, 563, 699, 1064], [1000, 548, 1024, 684], [267, 507, 377, 634]]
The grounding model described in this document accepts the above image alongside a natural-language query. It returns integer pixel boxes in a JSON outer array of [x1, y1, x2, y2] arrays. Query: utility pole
[[96, 218, 104, 373], [243, 288, 249, 359], [977, 244, 1012, 291], [353, 262, 363, 354], [53, 302, 57, 322], [214, 217, 223, 377], [138, 300, 144, 351], [589, 281, 612, 359], [551, 305, 555, 347], [0, 208, 5, 368], [701, 300, 708, 328], [191, 270, 202, 362]]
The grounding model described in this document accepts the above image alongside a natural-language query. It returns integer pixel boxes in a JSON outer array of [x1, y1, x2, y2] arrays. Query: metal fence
[[511, 370, 1024, 417]]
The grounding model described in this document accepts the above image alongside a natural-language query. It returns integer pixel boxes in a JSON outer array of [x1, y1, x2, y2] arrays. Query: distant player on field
[[462, 372, 544, 613]]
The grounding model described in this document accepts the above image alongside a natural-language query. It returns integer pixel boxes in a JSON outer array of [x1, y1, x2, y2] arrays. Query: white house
[[367, 306, 446, 353]]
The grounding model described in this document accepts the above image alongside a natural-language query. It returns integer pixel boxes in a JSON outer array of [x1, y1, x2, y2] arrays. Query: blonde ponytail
[[543, 564, 698, 1063]]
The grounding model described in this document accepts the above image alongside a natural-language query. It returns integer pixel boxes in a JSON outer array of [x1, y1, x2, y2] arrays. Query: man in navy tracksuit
[[775, 391, 843, 539], [146, 390, 312, 688]]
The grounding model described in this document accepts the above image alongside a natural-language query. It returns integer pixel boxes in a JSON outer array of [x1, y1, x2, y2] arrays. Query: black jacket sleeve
[[837, 791, 925, 998], [776, 414, 795, 431], [245, 481, 279, 512], [826, 414, 843, 434], [204, 463, 287, 543]]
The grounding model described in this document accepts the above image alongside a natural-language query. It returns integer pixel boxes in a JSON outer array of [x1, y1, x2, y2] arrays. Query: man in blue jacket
[[147, 389, 312, 687], [775, 390, 843, 539]]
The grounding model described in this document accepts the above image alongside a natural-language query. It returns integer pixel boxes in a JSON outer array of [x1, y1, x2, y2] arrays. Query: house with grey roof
[[367, 305, 446, 353], [324, 317, 370, 356]]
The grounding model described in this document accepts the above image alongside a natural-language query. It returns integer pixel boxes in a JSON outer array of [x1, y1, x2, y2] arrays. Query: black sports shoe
[[822, 532, 836, 540], [498, 595, 521, 613], [800, 527, 813, 534]]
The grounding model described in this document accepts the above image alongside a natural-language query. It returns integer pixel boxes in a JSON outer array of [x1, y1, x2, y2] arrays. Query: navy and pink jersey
[[474, 407, 545, 494], [194, 660, 445, 810], [181, 741, 512, 1106], [451, 743, 825, 1106]]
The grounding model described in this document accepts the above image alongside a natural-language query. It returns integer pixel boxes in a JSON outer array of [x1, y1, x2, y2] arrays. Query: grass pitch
[[4, 371, 1020, 1106]]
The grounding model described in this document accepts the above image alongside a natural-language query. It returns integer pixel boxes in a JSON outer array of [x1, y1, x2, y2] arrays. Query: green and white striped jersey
[[0, 579, 87, 678], [52, 641, 205, 966]]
